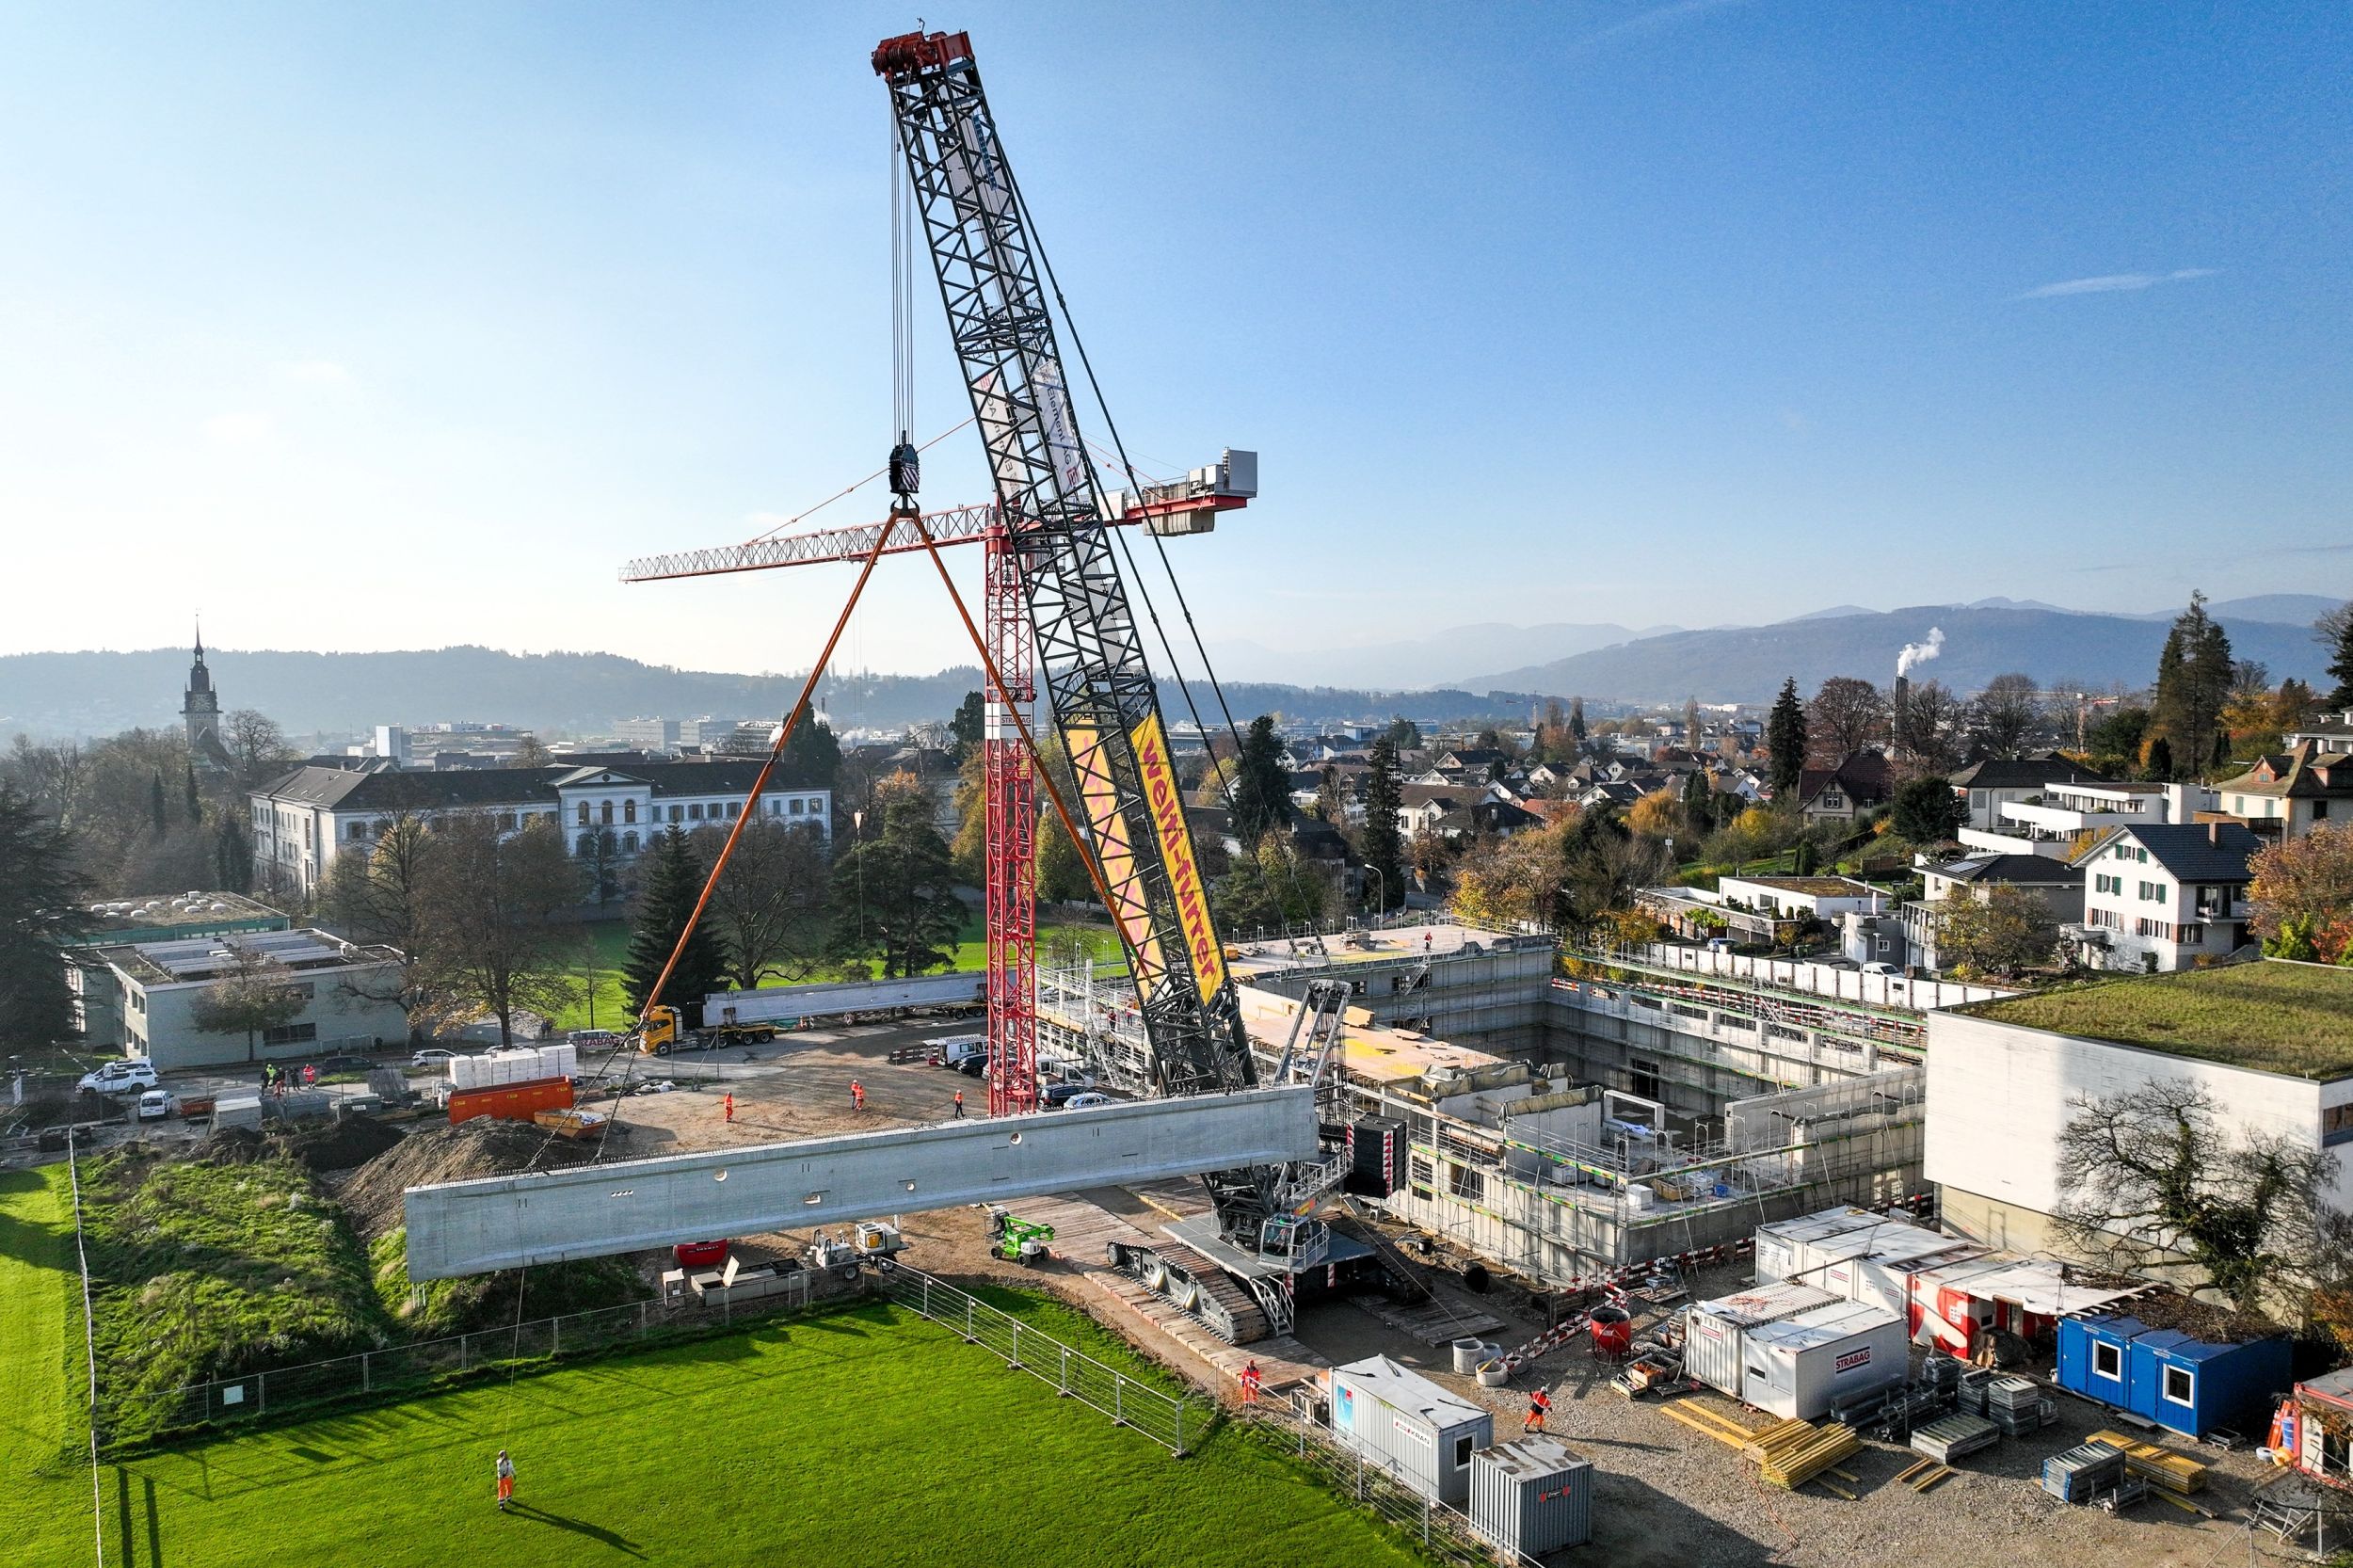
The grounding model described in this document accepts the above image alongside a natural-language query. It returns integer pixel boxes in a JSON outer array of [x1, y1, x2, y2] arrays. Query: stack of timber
[[1893, 1456, 1959, 1493], [1659, 1400, 1769, 1450], [1750, 1418, 1864, 1490], [2041, 1441, 2127, 1503], [1910, 1413, 2000, 1464], [2086, 1430, 2209, 1495]]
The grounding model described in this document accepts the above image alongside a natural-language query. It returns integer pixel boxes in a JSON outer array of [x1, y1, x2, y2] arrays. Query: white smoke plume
[[1896, 627, 1945, 679]]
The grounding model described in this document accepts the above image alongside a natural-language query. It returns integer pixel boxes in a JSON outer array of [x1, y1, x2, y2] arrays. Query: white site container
[[1753, 1207, 1910, 1286], [1834, 1234, 1980, 1318], [1684, 1283, 1838, 1399], [1739, 1301, 1908, 1420]]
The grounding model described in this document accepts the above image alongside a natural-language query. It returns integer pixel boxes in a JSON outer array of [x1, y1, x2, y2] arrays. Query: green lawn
[[0, 1168, 1417, 1568], [551, 914, 1128, 1032]]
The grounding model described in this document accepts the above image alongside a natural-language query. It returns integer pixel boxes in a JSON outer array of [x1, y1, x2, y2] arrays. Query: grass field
[[1963, 959, 2353, 1076], [0, 1168, 1420, 1568], [548, 914, 1128, 1033]]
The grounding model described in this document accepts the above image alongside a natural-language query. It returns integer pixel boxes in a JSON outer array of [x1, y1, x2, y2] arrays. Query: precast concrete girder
[[404, 1085, 1318, 1280]]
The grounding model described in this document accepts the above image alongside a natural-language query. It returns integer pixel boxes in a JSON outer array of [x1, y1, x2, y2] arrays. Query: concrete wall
[[1246, 943, 1556, 1054], [1632, 943, 2012, 1010], [1924, 1011, 2353, 1224]]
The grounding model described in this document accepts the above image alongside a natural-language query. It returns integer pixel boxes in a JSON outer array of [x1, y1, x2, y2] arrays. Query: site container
[[2125, 1325, 2290, 1440], [1849, 1240, 1981, 1321], [2056, 1315, 2145, 1414], [1329, 1355, 1493, 1506], [1738, 1301, 1907, 1420], [1469, 1437, 1593, 1556], [1685, 1282, 1837, 1398], [447, 1075, 573, 1127], [1753, 1208, 1884, 1284]]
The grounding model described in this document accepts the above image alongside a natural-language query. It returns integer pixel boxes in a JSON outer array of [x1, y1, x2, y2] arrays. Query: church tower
[[183, 621, 228, 769]]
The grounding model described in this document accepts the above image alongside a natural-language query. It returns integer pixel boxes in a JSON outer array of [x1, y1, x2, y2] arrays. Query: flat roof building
[[72, 928, 411, 1070]]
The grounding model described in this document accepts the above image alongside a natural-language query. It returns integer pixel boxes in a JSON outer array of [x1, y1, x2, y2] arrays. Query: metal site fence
[[872, 1263, 1201, 1456], [1241, 1396, 1531, 1568], [98, 1278, 812, 1452]]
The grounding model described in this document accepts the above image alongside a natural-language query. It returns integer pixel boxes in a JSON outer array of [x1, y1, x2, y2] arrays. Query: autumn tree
[[187, 943, 308, 1064], [1626, 786, 1686, 844], [411, 812, 584, 1048], [1807, 677, 1885, 764], [1968, 673, 2042, 760], [1559, 808, 1669, 926], [693, 819, 832, 988], [1765, 678, 1807, 796], [2222, 678, 2322, 758], [1933, 886, 2059, 976], [1449, 817, 1574, 929], [2056, 1080, 2333, 1313], [2319, 600, 2353, 709], [2249, 823, 2353, 964], [2148, 591, 2235, 777]]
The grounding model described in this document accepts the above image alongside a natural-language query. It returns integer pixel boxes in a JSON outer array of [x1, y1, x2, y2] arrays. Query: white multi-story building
[[249, 761, 831, 896], [2072, 822, 2258, 972]]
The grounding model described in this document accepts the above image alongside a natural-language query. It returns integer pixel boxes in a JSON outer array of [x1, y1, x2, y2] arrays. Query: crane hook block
[[888, 440, 920, 499]]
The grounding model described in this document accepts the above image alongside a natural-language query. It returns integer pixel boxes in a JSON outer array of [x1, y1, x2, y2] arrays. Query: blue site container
[[2123, 1326, 2292, 1440], [2056, 1315, 2145, 1411]]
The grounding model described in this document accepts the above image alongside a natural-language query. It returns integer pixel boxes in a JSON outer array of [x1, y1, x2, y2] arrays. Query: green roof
[[1959, 961, 2353, 1079]]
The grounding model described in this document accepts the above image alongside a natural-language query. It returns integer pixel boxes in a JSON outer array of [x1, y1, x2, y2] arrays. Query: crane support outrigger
[[874, 28, 1365, 1341]]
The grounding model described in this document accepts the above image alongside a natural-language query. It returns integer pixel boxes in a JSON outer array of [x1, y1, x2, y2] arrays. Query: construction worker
[[1241, 1360, 1262, 1404], [1525, 1386, 1551, 1434], [851, 1080, 865, 1112], [952, 1088, 964, 1118], [722, 1093, 735, 1124], [494, 1448, 515, 1512]]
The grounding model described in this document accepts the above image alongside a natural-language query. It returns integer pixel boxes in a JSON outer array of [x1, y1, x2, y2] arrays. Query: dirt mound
[[279, 1113, 408, 1174], [193, 1125, 269, 1165], [343, 1118, 600, 1240]]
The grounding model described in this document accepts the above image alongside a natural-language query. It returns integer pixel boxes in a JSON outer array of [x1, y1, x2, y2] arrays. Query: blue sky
[[1, 2, 2345, 680]]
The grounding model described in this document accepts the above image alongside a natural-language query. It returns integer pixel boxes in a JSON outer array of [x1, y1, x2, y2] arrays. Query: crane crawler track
[[1106, 1240, 1269, 1345]]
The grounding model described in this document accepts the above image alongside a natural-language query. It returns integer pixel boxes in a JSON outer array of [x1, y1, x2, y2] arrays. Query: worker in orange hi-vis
[[1525, 1386, 1552, 1433], [952, 1089, 964, 1118], [1240, 1359, 1262, 1404], [494, 1448, 515, 1512], [722, 1093, 735, 1124], [851, 1080, 865, 1112]]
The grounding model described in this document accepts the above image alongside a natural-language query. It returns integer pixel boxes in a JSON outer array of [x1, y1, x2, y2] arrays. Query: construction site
[[6, 23, 2341, 1568]]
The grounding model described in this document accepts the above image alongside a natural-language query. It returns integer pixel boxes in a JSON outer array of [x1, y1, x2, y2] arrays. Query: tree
[[1681, 696, 1701, 747], [2222, 678, 2321, 758], [1897, 679, 1967, 773], [508, 734, 553, 769], [1807, 677, 1885, 764], [1626, 786, 1686, 844], [1449, 819, 1573, 929], [212, 815, 252, 894], [1384, 716, 1422, 750], [1359, 737, 1406, 913], [2249, 823, 2353, 964], [1568, 697, 1587, 744], [2144, 735, 2174, 782], [1681, 768, 1718, 835], [1765, 679, 1806, 797], [828, 789, 965, 978], [1213, 832, 1327, 935], [1229, 716, 1293, 845], [2319, 600, 2353, 709], [412, 812, 584, 1048], [320, 811, 440, 1040], [2148, 592, 2234, 779], [1559, 807, 1667, 927], [1933, 886, 2058, 976], [776, 716, 842, 792], [1969, 674, 2041, 760], [186, 943, 308, 1064], [2056, 1080, 2332, 1313], [693, 819, 832, 989], [624, 826, 729, 1024], [182, 762, 201, 825], [1890, 776, 1966, 843], [148, 771, 168, 836], [0, 783, 90, 1045], [948, 691, 984, 760], [2085, 705, 2151, 776], [221, 709, 298, 789]]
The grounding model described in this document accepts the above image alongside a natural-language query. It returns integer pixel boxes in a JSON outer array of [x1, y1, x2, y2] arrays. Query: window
[[669, 804, 683, 823], [622, 832, 639, 853], [2318, 800, 2332, 820], [2161, 1364, 2193, 1407], [497, 812, 517, 831], [770, 798, 783, 816], [348, 821, 367, 840], [578, 832, 596, 857], [2324, 1102, 2353, 1147], [600, 800, 614, 825], [1447, 1162, 1483, 1203], [1452, 1434, 1473, 1469], [726, 802, 741, 820], [689, 803, 704, 820], [623, 800, 637, 824], [791, 797, 806, 815], [577, 803, 590, 825], [262, 1021, 317, 1047], [2092, 1340, 2122, 1380]]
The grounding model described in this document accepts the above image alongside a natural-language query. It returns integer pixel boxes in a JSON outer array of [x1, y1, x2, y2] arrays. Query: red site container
[[447, 1075, 574, 1127], [673, 1240, 730, 1269]]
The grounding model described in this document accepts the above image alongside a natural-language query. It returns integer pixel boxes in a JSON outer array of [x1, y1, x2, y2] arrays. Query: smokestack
[[1893, 675, 1912, 760]]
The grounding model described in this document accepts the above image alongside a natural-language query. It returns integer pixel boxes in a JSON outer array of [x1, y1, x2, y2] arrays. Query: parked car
[[1039, 1080, 1097, 1109], [312, 1054, 372, 1074], [956, 1052, 993, 1079], [77, 1060, 159, 1096], [1859, 961, 1901, 976], [411, 1048, 459, 1068], [1062, 1093, 1113, 1111], [136, 1089, 173, 1121]]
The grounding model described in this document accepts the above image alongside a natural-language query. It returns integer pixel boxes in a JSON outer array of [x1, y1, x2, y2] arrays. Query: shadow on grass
[[506, 1501, 648, 1558], [0, 1169, 70, 1269]]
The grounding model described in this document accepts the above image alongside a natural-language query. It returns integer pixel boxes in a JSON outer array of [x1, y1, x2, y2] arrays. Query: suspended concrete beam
[[404, 1085, 1317, 1280]]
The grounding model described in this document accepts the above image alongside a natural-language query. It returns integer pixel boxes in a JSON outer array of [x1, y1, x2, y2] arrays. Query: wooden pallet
[[2086, 1429, 2209, 1494], [1752, 1418, 1864, 1490]]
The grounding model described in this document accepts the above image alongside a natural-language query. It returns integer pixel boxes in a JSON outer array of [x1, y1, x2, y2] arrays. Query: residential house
[[1397, 786, 1466, 840], [2213, 742, 2353, 841], [1901, 853, 2088, 971], [1947, 755, 2113, 833], [1717, 874, 1890, 923], [1965, 778, 2213, 858], [2284, 709, 2353, 756], [1791, 752, 1893, 826], [2071, 822, 2259, 972]]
